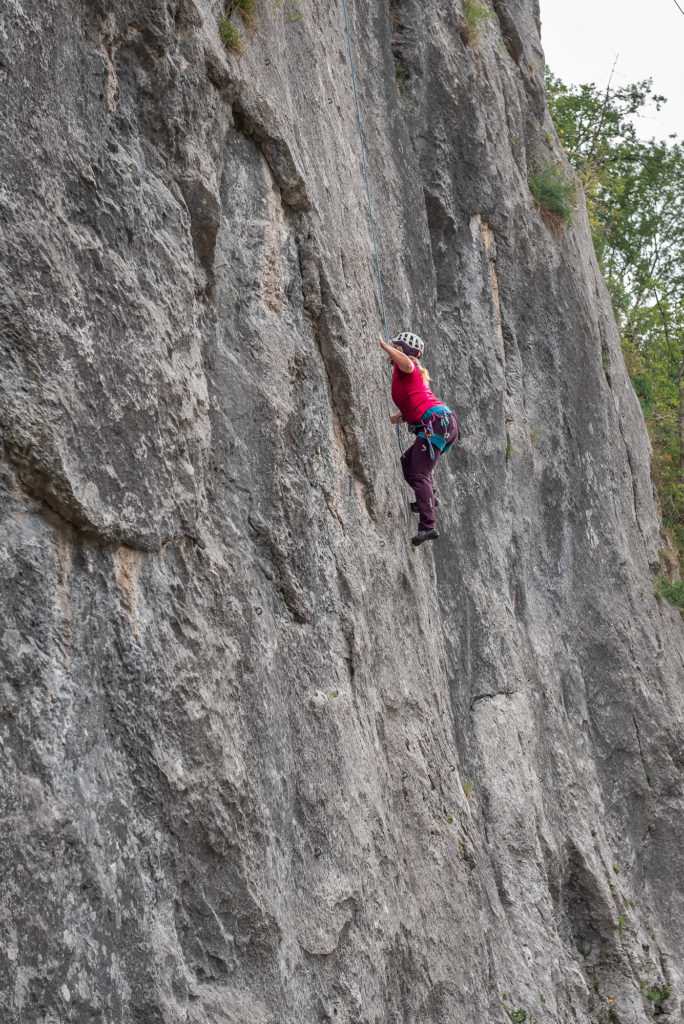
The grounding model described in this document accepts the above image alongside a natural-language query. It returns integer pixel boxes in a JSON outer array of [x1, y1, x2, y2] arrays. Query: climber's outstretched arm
[[379, 334, 413, 374]]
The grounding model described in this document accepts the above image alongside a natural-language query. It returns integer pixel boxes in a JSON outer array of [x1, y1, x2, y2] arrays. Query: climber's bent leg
[[401, 438, 437, 532]]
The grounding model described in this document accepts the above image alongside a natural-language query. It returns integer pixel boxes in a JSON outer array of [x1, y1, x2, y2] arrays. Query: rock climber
[[380, 332, 458, 547]]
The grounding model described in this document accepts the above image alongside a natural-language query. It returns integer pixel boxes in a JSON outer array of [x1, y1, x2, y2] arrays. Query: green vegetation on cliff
[[528, 161, 576, 230], [547, 71, 684, 562], [219, 0, 261, 53]]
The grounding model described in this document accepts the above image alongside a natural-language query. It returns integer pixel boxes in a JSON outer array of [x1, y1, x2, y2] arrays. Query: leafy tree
[[546, 70, 684, 554]]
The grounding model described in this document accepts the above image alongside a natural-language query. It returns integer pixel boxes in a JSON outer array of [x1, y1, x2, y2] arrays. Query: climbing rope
[[340, 0, 405, 456], [396, 421, 406, 456], [340, 0, 390, 345]]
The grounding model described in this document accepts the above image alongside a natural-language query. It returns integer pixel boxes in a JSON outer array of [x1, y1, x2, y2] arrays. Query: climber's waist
[[405, 401, 454, 430], [408, 405, 458, 452]]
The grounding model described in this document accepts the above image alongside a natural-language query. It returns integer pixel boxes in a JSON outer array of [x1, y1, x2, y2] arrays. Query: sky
[[538, 0, 684, 142]]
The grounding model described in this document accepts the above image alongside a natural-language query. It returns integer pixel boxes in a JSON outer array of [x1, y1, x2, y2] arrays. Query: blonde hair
[[392, 346, 431, 384], [411, 355, 431, 385]]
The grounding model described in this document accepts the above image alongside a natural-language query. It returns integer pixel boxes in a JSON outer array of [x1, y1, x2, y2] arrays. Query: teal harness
[[410, 405, 455, 459]]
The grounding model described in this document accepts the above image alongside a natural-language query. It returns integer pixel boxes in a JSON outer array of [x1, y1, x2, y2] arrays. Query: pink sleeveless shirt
[[391, 363, 440, 424]]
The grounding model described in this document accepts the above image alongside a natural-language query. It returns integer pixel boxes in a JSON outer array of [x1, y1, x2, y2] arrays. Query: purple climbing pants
[[401, 412, 459, 531]]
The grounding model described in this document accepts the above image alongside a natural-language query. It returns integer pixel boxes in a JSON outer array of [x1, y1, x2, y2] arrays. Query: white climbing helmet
[[393, 331, 425, 359]]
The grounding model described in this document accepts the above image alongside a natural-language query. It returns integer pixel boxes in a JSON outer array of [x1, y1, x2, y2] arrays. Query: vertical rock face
[[1, 0, 683, 1021]]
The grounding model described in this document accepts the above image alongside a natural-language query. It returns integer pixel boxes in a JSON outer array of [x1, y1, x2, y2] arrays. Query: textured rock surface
[[1, 0, 683, 1021]]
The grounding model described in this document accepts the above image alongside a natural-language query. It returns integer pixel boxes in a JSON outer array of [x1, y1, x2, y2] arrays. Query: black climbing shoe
[[410, 497, 439, 513], [411, 528, 439, 547]]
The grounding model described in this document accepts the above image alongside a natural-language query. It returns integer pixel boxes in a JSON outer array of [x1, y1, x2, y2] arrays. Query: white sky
[[539, 0, 684, 142]]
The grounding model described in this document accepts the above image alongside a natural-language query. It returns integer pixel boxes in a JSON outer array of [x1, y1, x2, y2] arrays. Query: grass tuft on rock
[[640, 981, 671, 1006], [219, 17, 244, 52], [219, 0, 260, 54], [528, 162, 576, 233], [234, 0, 259, 31], [460, 0, 491, 46]]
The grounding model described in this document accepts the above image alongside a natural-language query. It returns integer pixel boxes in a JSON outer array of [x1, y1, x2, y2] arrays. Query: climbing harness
[[340, 0, 390, 345], [409, 405, 457, 460]]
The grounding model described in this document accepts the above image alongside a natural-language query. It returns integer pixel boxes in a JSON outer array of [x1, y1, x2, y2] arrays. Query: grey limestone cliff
[[1, 0, 683, 1021]]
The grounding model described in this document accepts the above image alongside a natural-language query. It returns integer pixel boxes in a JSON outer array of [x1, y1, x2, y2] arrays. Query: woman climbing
[[380, 332, 458, 547]]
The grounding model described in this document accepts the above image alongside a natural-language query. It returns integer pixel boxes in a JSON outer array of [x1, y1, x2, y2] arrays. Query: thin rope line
[[672, 0, 684, 16], [340, 0, 390, 343]]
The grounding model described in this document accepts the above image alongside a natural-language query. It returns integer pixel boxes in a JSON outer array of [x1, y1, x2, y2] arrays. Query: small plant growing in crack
[[459, 0, 491, 46], [235, 0, 259, 28], [219, 0, 261, 54], [640, 981, 671, 1006], [461, 778, 473, 799], [507, 1009, 537, 1024], [528, 161, 576, 233], [219, 17, 243, 52]]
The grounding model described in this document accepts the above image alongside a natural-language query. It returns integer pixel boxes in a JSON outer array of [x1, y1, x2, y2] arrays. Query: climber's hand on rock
[[390, 412, 403, 424], [380, 334, 399, 365], [381, 337, 412, 372]]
